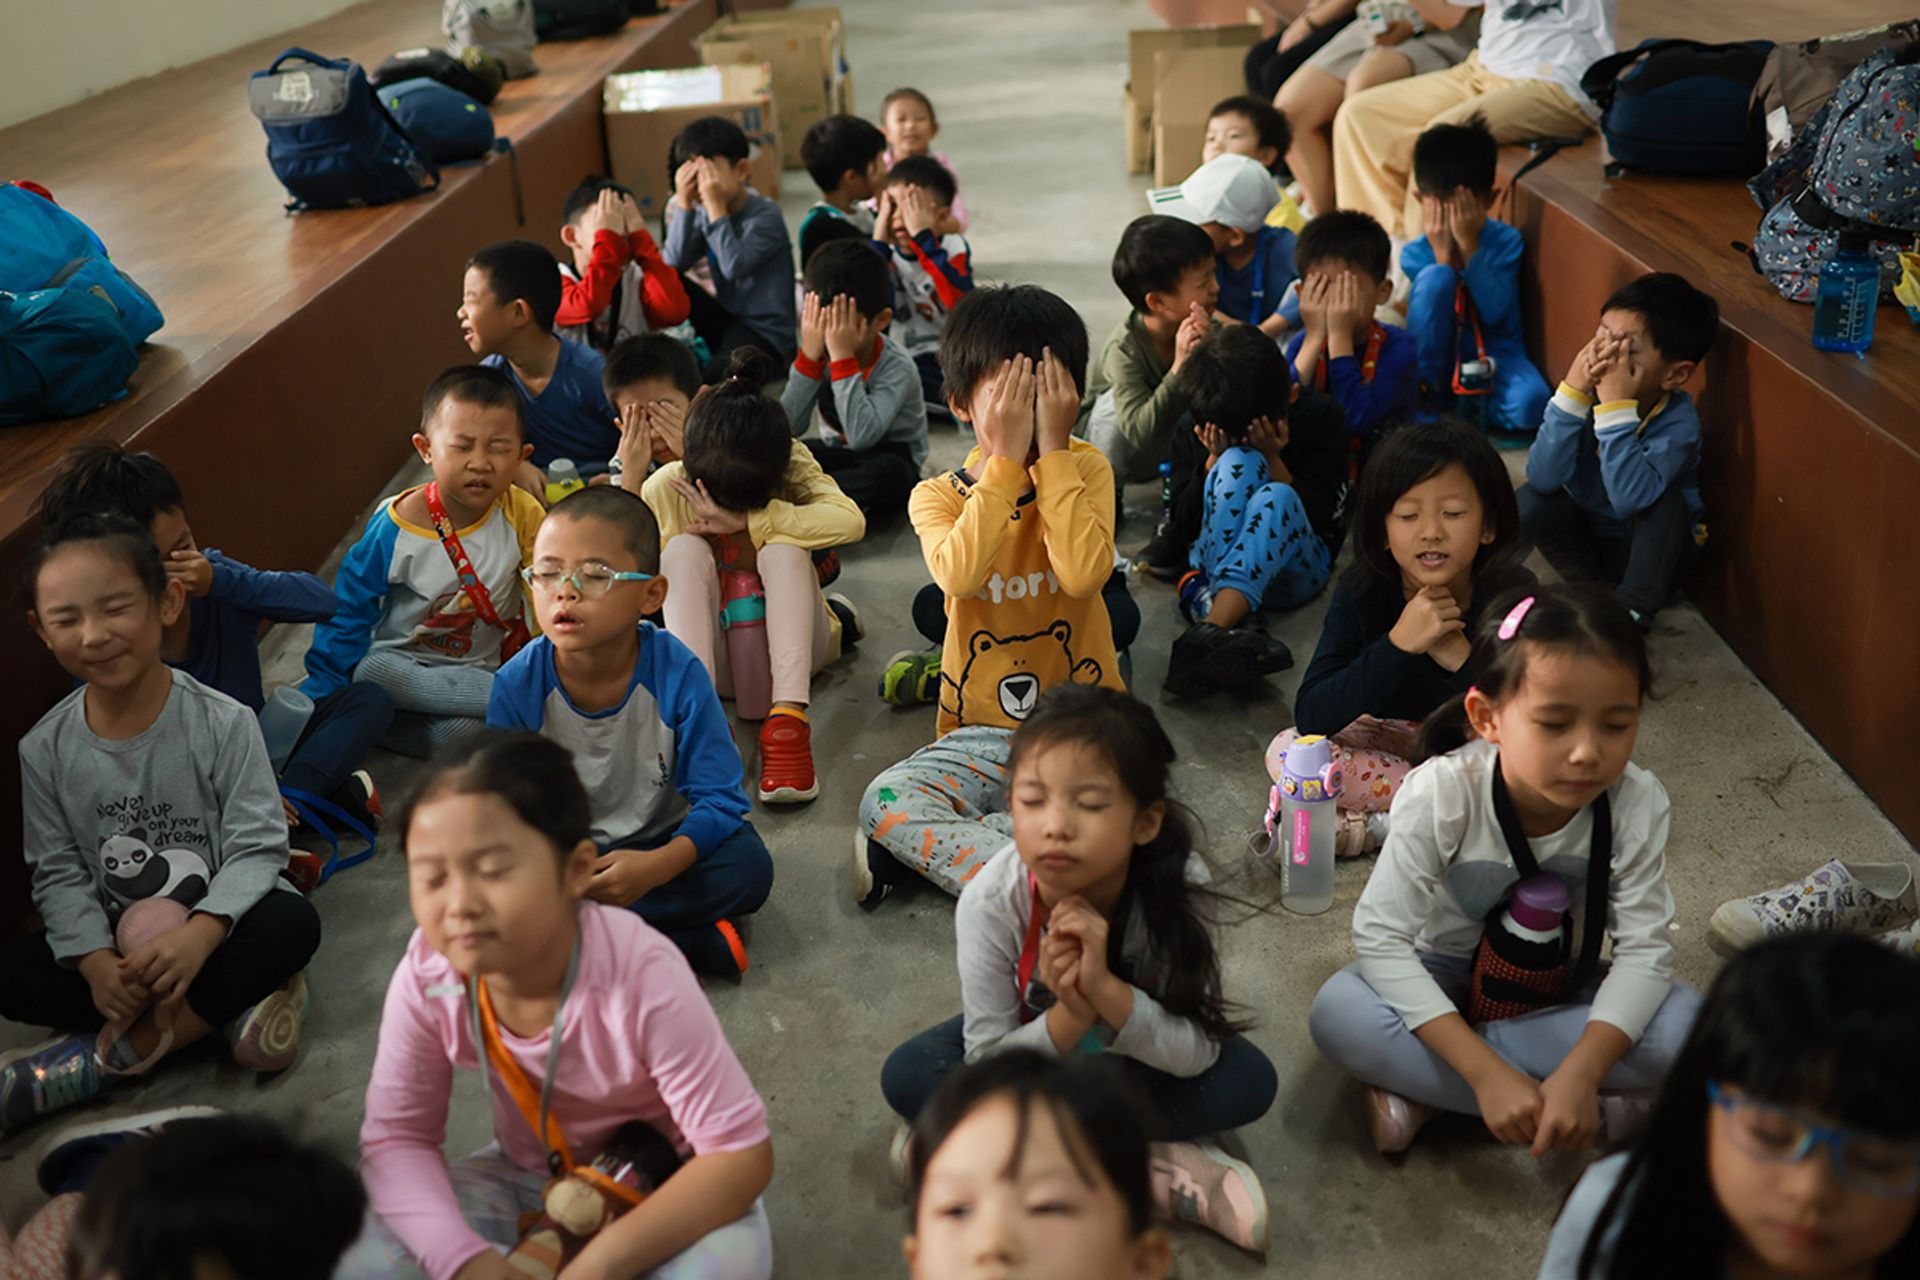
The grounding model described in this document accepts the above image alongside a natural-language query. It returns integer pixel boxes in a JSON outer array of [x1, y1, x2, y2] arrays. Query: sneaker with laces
[[1135, 522, 1187, 581], [1164, 623, 1278, 699], [826, 592, 862, 653], [758, 713, 819, 804], [1709, 859, 1919, 956], [878, 650, 941, 705], [0, 1036, 107, 1135], [35, 1104, 223, 1195], [853, 831, 908, 908], [229, 973, 309, 1073], [1367, 1085, 1436, 1155], [1150, 1140, 1269, 1252]]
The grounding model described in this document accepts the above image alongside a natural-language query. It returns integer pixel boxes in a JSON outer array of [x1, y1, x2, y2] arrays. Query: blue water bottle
[[1812, 230, 1880, 353]]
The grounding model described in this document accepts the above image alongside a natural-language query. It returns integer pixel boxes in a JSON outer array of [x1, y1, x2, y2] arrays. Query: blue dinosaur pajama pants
[[1192, 446, 1330, 612]]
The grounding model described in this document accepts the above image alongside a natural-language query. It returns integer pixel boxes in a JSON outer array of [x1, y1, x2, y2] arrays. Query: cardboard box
[[1125, 23, 1258, 173], [602, 65, 781, 218], [696, 7, 848, 168], [1151, 45, 1248, 185]]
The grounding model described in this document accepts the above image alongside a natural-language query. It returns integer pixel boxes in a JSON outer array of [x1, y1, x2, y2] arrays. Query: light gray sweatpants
[[353, 649, 495, 758]]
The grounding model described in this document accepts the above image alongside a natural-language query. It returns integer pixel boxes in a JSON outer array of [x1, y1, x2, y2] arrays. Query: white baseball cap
[[1145, 153, 1280, 234]]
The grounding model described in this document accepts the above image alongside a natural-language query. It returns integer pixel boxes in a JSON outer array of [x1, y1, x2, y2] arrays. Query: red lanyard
[[423, 483, 531, 659], [1014, 874, 1045, 1023], [1450, 282, 1490, 395], [1314, 321, 1385, 392]]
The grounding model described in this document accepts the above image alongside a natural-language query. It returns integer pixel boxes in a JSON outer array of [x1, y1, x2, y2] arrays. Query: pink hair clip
[[1496, 595, 1536, 641]]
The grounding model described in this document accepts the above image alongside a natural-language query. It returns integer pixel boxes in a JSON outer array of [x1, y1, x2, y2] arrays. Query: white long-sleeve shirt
[[1352, 738, 1677, 1041]]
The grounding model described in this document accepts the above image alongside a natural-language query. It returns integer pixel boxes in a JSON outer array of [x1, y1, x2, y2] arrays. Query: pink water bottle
[[719, 566, 772, 720]]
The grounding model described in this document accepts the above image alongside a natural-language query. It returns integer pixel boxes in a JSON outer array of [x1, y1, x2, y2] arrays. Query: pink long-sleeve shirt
[[358, 903, 770, 1280]]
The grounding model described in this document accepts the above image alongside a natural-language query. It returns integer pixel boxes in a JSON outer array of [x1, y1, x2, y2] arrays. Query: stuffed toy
[[507, 1121, 683, 1278]]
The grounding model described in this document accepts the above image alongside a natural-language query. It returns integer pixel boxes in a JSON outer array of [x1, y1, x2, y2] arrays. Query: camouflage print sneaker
[[878, 650, 941, 706], [1709, 859, 1919, 957]]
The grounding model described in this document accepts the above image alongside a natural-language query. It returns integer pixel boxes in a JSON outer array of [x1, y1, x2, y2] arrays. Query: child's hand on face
[[798, 291, 828, 361], [1247, 414, 1290, 471], [1565, 331, 1605, 394], [974, 357, 1036, 464], [1423, 195, 1455, 267], [618, 192, 643, 236], [872, 186, 896, 240], [1325, 271, 1373, 336], [615, 403, 656, 486], [1171, 302, 1210, 372], [671, 160, 701, 212], [1034, 347, 1079, 456], [1447, 189, 1486, 255], [646, 397, 685, 462], [671, 475, 749, 536], [1389, 585, 1465, 656], [1594, 336, 1641, 406], [1296, 274, 1329, 338], [585, 188, 622, 239], [695, 158, 738, 214], [898, 183, 938, 238], [78, 949, 148, 1022], [822, 294, 868, 363], [165, 548, 214, 598], [1194, 421, 1230, 460], [1531, 1066, 1602, 1157], [1475, 1062, 1546, 1147]]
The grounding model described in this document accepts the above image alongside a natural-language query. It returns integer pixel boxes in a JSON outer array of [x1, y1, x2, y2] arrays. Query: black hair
[[881, 86, 937, 124], [25, 513, 168, 611], [1006, 686, 1246, 1041], [1111, 214, 1216, 314], [1412, 582, 1652, 760], [939, 284, 1090, 414], [468, 239, 563, 333], [419, 363, 527, 437], [801, 114, 889, 192], [398, 731, 594, 863], [1178, 324, 1292, 441], [602, 333, 701, 403], [1602, 271, 1720, 366], [1573, 934, 1920, 1279], [1295, 208, 1392, 283], [1340, 417, 1519, 596], [908, 1050, 1156, 1235], [35, 440, 186, 532], [884, 154, 957, 207], [802, 238, 893, 320], [561, 174, 634, 227], [1209, 94, 1293, 166], [66, 1114, 366, 1280], [547, 485, 662, 574], [670, 115, 750, 167], [1412, 112, 1497, 197], [680, 347, 794, 513]]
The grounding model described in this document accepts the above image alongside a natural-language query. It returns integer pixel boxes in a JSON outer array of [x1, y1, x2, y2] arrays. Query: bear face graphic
[[944, 622, 1104, 726]]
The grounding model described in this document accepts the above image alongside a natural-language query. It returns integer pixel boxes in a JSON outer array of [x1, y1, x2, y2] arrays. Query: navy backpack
[[381, 78, 497, 164], [1581, 38, 1774, 177], [248, 48, 439, 211], [0, 287, 141, 427]]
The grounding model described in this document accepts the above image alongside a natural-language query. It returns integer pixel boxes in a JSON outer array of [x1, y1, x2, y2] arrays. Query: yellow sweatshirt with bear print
[[909, 438, 1125, 736]]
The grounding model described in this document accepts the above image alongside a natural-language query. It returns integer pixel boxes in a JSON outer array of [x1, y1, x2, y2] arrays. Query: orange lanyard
[[470, 937, 579, 1177], [1314, 321, 1385, 392], [1450, 282, 1490, 395]]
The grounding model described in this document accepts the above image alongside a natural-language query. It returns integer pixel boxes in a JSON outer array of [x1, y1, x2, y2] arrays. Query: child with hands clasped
[[337, 733, 773, 1280], [881, 687, 1277, 1252], [1287, 211, 1418, 443], [1310, 583, 1702, 1157], [0, 516, 320, 1135]]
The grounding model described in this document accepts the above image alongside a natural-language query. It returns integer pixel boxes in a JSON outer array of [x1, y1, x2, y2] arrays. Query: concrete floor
[[4, 1, 1917, 1275]]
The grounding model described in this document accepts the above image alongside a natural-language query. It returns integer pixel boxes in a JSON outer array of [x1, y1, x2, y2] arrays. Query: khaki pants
[[1332, 53, 1593, 240]]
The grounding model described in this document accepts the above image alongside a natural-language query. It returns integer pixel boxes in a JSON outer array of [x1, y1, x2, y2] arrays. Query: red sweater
[[556, 229, 691, 331]]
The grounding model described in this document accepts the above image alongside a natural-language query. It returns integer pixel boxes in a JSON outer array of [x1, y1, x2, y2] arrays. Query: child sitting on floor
[[488, 486, 775, 976], [1202, 94, 1306, 235], [881, 87, 967, 233], [1148, 152, 1297, 338], [644, 353, 865, 807], [302, 366, 544, 758], [779, 239, 930, 523], [605, 332, 699, 485], [1287, 209, 1419, 443], [797, 114, 891, 267], [1520, 271, 1716, 630], [662, 116, 797, 377], [35, 442, 393, 888], [554, 177, 690, 352], [1402, 115, 1549, 435], [337, 733, 773, 1279], [1164, 326, 1345, 700], [881, 686, 1276, 1252], [873, 155, 974, 410], [0, 516, 320, 1135]]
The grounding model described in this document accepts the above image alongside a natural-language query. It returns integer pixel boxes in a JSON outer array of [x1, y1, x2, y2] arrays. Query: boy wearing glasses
[[487, 485, 772, 978]]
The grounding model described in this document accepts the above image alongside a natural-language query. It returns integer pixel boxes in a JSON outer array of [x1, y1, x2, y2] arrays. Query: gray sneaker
[[1709, 859, 1919, 956]]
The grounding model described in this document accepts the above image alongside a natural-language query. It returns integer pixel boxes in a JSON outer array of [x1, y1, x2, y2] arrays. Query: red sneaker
[[757, 713, 819, 804]]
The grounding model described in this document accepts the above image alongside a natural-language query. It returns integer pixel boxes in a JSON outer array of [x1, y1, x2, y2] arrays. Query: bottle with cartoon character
[[1274, 734, 1341, 915]]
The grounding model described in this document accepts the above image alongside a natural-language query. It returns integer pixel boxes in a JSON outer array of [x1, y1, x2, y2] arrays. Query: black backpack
[[372, 47, 501, 104], [532, 0, 628, 41], [1581, 38, 1774, 177]]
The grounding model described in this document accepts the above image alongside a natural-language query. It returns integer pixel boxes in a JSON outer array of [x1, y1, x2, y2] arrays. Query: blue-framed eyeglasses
[[1708, 1080, 1920, 1197], [520, 566, 654, 598]]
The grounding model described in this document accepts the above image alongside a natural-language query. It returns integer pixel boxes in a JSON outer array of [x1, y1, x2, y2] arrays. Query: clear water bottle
[[719, 567, 772, 720], [1812, 230, 1880, 353], [257, 686, 314, 773], [545, 458, 586, 506], [1455, 358, 1493, 427], [1276, 733, 1342, 915]]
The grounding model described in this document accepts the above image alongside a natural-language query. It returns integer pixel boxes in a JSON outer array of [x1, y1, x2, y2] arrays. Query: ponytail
[[1411, 693, 1473, 763], [681, 347, 794, 513]]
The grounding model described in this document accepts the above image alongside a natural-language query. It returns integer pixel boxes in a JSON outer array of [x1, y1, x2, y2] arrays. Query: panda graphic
[[99, 830, 210, 912]]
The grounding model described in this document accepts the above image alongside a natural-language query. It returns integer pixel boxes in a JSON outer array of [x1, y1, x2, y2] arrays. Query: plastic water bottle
[[1455, 358, 1493, 427], [719, 567, 772, 720], [1812, 230, 1880, 353], [1468, 874, 1571, 1024], [545, 458, 586, 505], [1276, 734, 1342, 915], [257, 686, 314, 773], [1158, 459, 1173, 512]]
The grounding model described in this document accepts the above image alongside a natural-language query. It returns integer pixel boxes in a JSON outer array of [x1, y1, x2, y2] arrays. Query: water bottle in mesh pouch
[[1469, 875, 1571, 1024]]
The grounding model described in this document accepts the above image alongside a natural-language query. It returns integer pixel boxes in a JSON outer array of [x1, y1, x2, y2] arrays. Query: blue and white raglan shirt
[[875, 229, 973, 359], [1527, 385, 1702, 531], [485, 623, 750, 853], [300, 485, 545, 698]]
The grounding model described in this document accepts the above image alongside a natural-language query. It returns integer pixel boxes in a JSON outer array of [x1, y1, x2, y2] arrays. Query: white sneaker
[[1709, 859, 1919, 956]]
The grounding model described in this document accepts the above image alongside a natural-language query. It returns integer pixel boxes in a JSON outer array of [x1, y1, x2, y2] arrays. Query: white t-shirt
[[1469, 0, 1618, 114]]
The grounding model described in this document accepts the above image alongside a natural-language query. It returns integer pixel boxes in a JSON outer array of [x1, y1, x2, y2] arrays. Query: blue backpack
[[0, 185, 164, 345], [380, 77, 497, 164], [1581, 38, 1774, 177], [248, 48, 439, 211], [0, 287, 142, 427]]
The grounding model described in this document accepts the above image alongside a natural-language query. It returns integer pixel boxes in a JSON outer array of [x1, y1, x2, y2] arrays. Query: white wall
[[0, 0, 372, 129]]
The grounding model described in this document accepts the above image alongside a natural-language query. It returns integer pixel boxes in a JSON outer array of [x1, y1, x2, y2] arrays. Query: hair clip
[[1496, 595, 1536, 641]]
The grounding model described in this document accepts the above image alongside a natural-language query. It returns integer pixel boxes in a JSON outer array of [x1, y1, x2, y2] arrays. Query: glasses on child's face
[[1707, 1081, 1920, 1197], [520, 565, 654, 598]]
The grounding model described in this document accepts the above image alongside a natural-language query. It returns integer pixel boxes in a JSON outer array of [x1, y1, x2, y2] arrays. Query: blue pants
[[601, 820, 773, 972], [880, 1014, 1279, 1139], [1191, 447, 1330, 612], [1406, 264, 1551, 434], [278, 683, 393, 803]]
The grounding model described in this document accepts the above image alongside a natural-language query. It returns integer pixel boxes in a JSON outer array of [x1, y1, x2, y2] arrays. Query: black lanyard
[[1489, 755, 1613, 998]]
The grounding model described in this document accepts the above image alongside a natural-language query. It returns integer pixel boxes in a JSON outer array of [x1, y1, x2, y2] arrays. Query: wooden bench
[[0, 0, 762, 928]]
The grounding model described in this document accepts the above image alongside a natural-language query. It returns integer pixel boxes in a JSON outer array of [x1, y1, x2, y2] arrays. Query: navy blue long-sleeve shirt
[[1286, 322, 1418, 440], [177, 551, 338, 711]]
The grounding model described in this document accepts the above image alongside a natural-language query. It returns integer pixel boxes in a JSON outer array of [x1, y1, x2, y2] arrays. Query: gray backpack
[[443, 0, 537, 80]]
